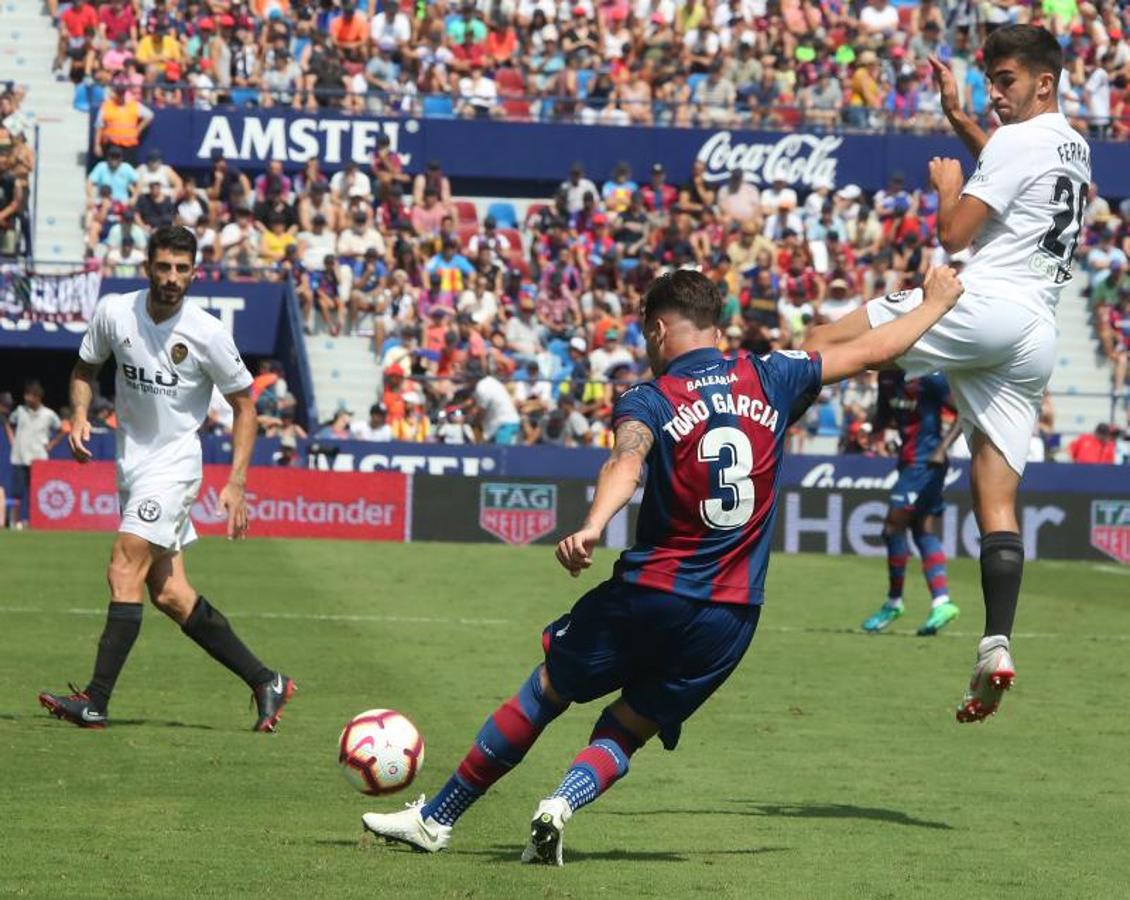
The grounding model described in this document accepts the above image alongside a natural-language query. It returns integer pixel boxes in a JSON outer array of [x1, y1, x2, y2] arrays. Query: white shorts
[[866, 289, 1056, 477], [118, 478, 201, 551]]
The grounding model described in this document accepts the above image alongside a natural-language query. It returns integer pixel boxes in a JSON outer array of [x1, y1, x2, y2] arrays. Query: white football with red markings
[[338, 709, 425, 796]]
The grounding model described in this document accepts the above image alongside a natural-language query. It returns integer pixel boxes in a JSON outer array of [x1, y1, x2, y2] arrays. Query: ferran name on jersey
[[661, 394, 779, 442]]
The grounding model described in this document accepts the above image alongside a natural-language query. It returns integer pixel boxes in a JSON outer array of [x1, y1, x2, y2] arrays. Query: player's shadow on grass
[[598, 802, 951, 830], [736, 801, 953, 830], [106, 718, 216, 730], [465, 845, 791, 863]]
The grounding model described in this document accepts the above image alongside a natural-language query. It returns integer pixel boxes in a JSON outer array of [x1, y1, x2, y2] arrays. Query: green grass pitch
[[1, 533, 1128, 898]]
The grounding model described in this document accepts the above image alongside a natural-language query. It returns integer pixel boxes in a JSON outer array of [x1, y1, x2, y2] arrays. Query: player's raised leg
[[146, 550, 294, 732], [957, 431, 1021, 722], [911, 516, 960, 636], [361, 665, 568, 852], [522, 700, 654, 866], [38, 532, 152, 727]]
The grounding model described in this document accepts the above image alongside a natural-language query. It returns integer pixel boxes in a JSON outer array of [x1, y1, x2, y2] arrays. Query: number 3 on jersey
[[1040, 176, 1087, 263], [697, 427, 755, 529]]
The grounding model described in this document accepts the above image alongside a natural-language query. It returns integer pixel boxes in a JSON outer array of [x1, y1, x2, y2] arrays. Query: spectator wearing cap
[[465, 361, 522, 445], [351, 403, 393, 442], [317, 409, 354, 440], [436, 407, 477, 445], [589, 327, 632, 377], [103, 205, 148, 255], [92, 79, 153, 165], [103, 233, 146, 276], [297, 212, 336, 271], [86, 145, 138, 204], [137, 148, 183, 195]]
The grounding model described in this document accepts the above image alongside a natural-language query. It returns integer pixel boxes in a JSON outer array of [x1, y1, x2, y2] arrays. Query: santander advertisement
[[30, 461, 409, 542]]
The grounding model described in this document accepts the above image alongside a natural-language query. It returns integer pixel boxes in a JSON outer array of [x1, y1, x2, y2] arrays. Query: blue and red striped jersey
[[875, 371, 952, 467], [611, 347, 822, 606]]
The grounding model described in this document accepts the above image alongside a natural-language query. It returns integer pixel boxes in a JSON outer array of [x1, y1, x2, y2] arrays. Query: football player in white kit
[[806, 25, 1090, 722], [38, 226, 296, 731]]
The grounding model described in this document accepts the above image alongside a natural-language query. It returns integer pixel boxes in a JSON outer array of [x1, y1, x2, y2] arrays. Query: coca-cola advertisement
[[30, 461, 410, 542]]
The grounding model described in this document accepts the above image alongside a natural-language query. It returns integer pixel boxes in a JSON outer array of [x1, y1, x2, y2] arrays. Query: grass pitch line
[[0, 605, 514, 628], [3, 606, 1130, 642]]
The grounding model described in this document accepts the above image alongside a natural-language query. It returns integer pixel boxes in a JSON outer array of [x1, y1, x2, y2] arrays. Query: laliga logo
[[696, 133, 842, 187], [191, 487, 230, 525], [37, 479, 76, 520]]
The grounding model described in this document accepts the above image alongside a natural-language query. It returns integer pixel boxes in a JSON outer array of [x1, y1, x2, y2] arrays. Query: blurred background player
[[37, 226, 295, 732], [806, 25, 1091, 723], [358, 266, 963, 864], [861, 371, 961, 636]]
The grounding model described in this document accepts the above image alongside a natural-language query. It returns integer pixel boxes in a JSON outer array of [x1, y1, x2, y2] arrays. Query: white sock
[[931, 595, 950, 609], [884, 597, 904, 610]]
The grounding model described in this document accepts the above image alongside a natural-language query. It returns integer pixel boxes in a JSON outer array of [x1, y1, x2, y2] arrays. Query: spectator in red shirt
[[1069, 424, 1117, 464], [55, 0, 98, 73], [98, 0, 137, 46]]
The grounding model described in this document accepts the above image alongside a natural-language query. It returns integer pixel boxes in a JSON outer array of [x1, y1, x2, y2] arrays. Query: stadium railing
[[75, 82, 1129, 139]]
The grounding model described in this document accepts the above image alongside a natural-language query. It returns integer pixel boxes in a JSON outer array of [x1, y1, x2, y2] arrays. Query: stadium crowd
[[23, 0, 1130, 456], [57, 0, 1130, 135]]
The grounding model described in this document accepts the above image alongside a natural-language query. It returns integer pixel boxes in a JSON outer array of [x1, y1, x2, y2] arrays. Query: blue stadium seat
[[73, 82, 104, 112], [577, 69, 595, 98], [687, 73, 708, 95], [229, 88, 259, 108], [486, 202, 518, 228], [422, 94, 455, 119]]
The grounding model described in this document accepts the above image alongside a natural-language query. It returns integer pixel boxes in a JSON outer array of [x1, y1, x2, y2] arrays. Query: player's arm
[[929, 55, 989, 159], [221, 388, 256, 540], [555, 419, 653, 577], [929, 420, 963, 466], [930, 157, 992, 254], [68, 359, 101, 463], [817, 267, 964, 384]]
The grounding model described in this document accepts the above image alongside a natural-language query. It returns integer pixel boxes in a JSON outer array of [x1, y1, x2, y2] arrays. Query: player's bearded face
[[146, 249, 195, 307]]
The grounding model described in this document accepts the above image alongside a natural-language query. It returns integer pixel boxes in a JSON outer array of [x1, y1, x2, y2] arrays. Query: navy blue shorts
[[542, 579, 760, 750], [890, 463, 945, 518]]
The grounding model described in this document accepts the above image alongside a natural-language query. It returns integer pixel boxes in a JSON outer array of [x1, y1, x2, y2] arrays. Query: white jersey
[[960, 112, 1091, 322], [79, 290, 252, 488]]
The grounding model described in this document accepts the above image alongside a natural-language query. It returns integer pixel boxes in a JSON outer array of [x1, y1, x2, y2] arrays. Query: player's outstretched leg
[[862, 525, 909, 633], [522, 702, 650, 866], [911, 520, 960, 636], [958, 433, 1021, 723], [38, 536, 151, 727], [362, 665, 566, 853], [150, 550, 294, 732]]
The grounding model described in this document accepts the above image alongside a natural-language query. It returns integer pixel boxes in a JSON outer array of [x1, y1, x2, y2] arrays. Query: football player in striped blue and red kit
[[360, 267, 965, 864], [862, 370, 963, 636]]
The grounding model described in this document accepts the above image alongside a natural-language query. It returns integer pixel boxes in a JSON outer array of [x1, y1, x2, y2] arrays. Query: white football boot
[[520, 796, 572, 866], [361, 795, 451, 853], [956, 636, 1016, 723]]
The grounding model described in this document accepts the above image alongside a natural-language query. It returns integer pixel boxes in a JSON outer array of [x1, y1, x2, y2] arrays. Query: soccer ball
[[338, 709, 425, 796]]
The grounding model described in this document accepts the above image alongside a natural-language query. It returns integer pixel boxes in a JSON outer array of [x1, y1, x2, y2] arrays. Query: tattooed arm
[[555, 419, 654, 577]]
